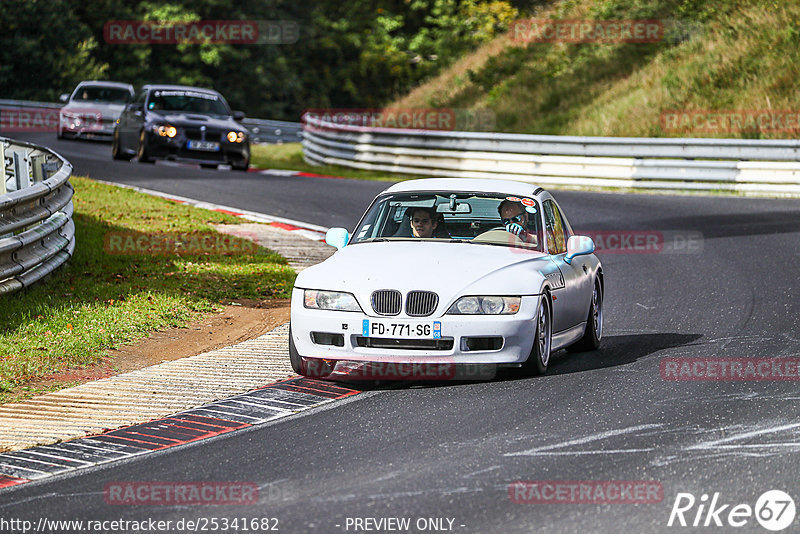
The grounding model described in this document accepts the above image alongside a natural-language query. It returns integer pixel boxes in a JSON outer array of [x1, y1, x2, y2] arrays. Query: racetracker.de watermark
[[508, 480, 663, 504], [303, 108, 496, 132], [661, 358, 800, 381], [0, 107, 61, 132], [103, 232, 259, 256], [305, 359, 497, 381], [661, 110, 800, 134], [575, 230, 704, 254], [104, 482, 258, 505], [510, 19, 665, 43], [104, 20, 299, 45]]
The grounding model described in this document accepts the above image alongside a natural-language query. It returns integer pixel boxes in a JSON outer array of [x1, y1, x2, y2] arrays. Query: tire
[[200, 163, 219, 169], [567, 278, 603, 352], [288, 325, 334, 378], [520, 293, 552, 375], [137, 130, 154, 163], [232, 159, 249, 171], [112, 130, 132, 160], [232, 146, 250, 171], [56, 126, 63, 140]]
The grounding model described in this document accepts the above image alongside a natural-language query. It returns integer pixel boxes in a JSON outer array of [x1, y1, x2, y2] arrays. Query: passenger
[[498, 199, 536, 244], [409, 207, 439, 238]]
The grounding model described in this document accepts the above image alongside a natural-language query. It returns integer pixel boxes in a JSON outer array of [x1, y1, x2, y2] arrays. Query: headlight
[[61, 111, 79, 119], [304, 290, 362, 312], [226, 131, 246, 143], [154, 125, 177, 137], [446, 296, 521, 315]]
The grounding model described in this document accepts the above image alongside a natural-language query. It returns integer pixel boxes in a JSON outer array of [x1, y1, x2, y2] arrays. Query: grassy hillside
[[390, 0, 800, 138]]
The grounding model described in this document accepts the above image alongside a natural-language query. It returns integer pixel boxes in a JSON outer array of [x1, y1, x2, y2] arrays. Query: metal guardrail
[[302, 116, 800, 196], [241, 118, 302, 144], [0, 137, 75, 294], [0, 98, 63, 110]]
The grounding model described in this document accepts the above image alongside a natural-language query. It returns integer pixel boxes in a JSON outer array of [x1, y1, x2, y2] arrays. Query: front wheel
[[112, 130, 132, 160], [137, 130, 154, 163], [567, 278, 603, 352], [520, 294, 552, 375], [232, 147, 250, 171]]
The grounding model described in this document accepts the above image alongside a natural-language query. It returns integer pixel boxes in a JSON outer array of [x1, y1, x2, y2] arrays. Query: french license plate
[[187, 140, 220, 152], [363, 320, 441, 339]]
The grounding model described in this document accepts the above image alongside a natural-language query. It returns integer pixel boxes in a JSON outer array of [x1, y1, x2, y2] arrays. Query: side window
[[134, 90, 146, 108], [543, 200, 567, 254]]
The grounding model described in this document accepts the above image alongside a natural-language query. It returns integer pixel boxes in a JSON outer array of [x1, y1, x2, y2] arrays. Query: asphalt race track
[[2, 132, 800, 533]]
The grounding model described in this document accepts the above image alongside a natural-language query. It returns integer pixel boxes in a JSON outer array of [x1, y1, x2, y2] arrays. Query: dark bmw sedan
[[112, 84, 250, 170]]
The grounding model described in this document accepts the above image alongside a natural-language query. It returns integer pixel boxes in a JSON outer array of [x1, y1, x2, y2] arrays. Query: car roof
[[74, 81, 134, 91], [142, 84, 221, 95], [383, 178, 544, 198]]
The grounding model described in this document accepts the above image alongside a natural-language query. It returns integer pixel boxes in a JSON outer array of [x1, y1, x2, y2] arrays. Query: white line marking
[[504, 423, 661, 456], [512, 448, 655, 456], [685, 422, 800, 450]]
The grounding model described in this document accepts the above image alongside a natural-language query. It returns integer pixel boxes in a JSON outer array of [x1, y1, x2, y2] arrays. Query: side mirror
[[565, 235, 595, 264], [325, 228, 349, 250], [233, 110, 246, 121], [59, 93, 69, 103]]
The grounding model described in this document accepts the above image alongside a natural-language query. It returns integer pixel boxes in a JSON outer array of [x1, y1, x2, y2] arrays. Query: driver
[[409, 207, 439, 238], [498, 200, 536, 244]]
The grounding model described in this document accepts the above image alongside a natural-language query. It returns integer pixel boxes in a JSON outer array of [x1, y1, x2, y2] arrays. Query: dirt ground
[[12, 298, 291, 398]]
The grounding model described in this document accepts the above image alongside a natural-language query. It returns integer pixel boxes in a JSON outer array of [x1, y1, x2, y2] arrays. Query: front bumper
[[143, 131, 249, 166], [60, 115, 115, 137], [290, 289, 541, 365]]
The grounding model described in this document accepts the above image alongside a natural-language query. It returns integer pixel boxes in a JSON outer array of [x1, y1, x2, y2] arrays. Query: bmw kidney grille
[[371, 289, 402, 315], [405, 290, 439, 317]]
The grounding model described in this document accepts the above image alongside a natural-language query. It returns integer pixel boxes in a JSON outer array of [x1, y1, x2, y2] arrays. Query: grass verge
[[251, 143, 416, 182], [0, 176, 296, 402], [389, 0, 800, 139]]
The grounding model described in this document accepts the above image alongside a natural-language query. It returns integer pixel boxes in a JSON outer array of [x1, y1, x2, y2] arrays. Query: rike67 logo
[[667, 490, 796, 531]]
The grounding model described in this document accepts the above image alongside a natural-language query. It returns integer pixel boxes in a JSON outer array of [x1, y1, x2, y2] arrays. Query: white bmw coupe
[[289, 178, 603, 379]]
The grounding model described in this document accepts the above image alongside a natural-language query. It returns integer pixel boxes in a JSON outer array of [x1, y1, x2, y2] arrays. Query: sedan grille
[[405, 291, 439, 317], [185, 128, 222, 141], [371, 289, 401, 316]]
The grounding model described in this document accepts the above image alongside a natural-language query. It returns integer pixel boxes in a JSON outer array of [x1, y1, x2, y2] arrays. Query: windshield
[[146, 90, 230, 115], [351, 192, 544, 252], [72, 85, 130, 104]]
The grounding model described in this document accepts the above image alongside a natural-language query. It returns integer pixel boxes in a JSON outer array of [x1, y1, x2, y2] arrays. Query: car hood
[[295, 241, 553, 314], [148, 112, 241, 129], [63, 102, 125, 117]]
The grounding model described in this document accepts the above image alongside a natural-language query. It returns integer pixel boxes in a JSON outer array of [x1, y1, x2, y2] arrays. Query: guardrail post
[[12, 151, 31, 192], [31, 154, 45, 183], [23, 153, 46, 231]]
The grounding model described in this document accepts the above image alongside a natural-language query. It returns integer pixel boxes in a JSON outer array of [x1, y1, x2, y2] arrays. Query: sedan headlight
[[446, 296, 521, 315], [153, 124, 177, 137], [304, 290, 362, 312], [226, 131, 246, 143]]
